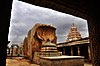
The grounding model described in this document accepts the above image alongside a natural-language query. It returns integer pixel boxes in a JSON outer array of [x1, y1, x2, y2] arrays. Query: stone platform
[[40, 56, 84, 66], [33, 52, 62, 64]]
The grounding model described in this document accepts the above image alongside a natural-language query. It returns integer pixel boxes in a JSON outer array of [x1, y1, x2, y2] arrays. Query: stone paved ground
[[6, 57, 40, 66], [6, 57, 92, 66]]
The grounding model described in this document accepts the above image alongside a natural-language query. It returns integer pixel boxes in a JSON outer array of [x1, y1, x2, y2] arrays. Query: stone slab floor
[[6, 57, 92, 66]]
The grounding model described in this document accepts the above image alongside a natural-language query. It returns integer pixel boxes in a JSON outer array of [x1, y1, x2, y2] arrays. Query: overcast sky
[[8, 0, 89, 47]]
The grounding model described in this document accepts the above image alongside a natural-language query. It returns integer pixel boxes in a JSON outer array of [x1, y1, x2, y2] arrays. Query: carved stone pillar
[[78, 46, 80, 56], [88, 45, 91, 62], [11, 46, 13, 56], [63, 47, 66, 55], [88, 17, 100, 66], [71, 46, 73, 56]]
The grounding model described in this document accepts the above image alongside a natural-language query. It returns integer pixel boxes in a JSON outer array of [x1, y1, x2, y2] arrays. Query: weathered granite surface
[[33, 52, 41, 64]]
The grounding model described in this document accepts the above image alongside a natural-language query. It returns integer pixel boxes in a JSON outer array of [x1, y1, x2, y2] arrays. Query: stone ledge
[[40, 55, 84, 60], [40, 56, 84, 66]]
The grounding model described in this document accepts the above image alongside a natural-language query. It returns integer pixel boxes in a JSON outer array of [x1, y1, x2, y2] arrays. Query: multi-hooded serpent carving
[[23, 23, 57, 61]]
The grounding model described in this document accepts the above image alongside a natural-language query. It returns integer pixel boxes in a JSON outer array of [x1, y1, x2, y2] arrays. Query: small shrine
[[40, 40, 62, 57]]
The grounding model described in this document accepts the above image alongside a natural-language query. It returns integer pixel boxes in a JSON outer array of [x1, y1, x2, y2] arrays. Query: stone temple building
[[67, 23, 81, 42], [57, 23, 91, 62]]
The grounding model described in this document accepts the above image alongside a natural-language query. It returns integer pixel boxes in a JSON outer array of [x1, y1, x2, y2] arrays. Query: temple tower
[[67, 23, 81, 42]]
